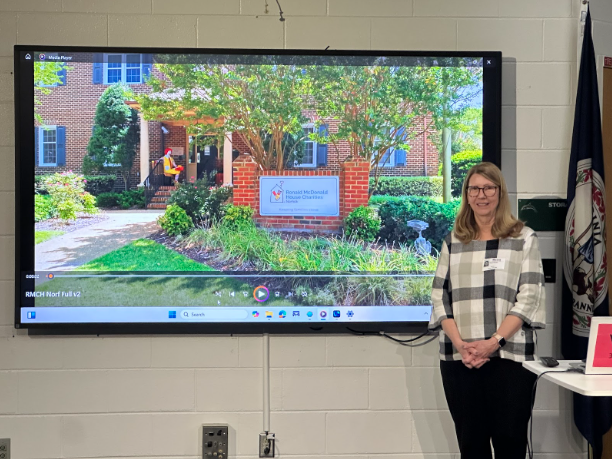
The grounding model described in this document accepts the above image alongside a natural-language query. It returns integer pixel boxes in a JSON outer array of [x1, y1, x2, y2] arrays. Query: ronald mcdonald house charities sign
[[259, 176, 340, 217]]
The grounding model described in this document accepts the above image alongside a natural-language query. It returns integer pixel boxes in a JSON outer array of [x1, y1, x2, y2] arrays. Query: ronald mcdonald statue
[[162, 148, 183, 185]]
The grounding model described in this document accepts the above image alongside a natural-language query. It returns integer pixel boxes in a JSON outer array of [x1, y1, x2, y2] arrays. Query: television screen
[[15, 46, 501, 333]]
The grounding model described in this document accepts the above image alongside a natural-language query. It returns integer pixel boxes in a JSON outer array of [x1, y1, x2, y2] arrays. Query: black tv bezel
[[14, 45, 502, 335]]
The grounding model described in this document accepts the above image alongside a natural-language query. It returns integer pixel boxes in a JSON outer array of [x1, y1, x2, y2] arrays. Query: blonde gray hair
[[454, 162, 523, 243]]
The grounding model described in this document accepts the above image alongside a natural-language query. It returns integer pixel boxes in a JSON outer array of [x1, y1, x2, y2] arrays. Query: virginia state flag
[[562, 8, 612, 459]]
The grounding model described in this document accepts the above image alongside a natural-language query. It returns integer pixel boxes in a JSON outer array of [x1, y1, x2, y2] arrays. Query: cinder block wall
[[0, 0, 597, 458]]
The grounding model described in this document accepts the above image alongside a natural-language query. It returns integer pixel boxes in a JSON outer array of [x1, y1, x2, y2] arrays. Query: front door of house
[[189, 136, 219, 182], [197, 143, 218, 181]]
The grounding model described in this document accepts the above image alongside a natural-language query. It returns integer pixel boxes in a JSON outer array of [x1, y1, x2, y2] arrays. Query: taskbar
[[21, 306, 432, 324]]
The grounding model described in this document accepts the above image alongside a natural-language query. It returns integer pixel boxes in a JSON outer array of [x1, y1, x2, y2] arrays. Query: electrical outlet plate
[[202, 425, 228, 459], [259, 432, 275, 458], [0, 438, 10, 459]]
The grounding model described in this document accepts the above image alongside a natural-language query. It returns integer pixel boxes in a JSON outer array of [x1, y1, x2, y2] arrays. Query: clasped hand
[[459, 339, 498, 369]]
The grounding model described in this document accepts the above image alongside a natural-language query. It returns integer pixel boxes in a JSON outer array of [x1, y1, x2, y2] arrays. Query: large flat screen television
[[15, 46, 501, 334]]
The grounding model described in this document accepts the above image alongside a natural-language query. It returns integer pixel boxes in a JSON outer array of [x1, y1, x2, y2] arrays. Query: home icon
[[270, 182, 284, 203]]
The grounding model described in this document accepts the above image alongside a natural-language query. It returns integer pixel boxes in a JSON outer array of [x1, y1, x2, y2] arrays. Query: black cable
[[346, 327, 434, 346], [275, 0, 285, 21], [382, 330, 431, 344]]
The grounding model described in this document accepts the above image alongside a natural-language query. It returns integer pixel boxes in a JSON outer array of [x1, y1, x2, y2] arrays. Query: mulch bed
[[147, 228, 393, 273], [35, 213, 110, 233]]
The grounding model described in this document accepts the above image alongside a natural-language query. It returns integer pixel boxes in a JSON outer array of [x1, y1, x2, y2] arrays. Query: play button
[[253, 286, 269, 302]]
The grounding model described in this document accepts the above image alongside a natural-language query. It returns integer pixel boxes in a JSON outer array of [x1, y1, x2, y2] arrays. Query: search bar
[[180, 309, 249, 320]]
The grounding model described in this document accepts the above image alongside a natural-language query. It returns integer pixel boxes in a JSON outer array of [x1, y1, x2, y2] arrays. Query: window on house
[[296, 124, 317, 167], [38, 126, 57, 166], [374, 138, 396, 168], [41, 127, 57, 165], [104, 54, 142, 84], [373, 127, 407, 168], [37, 126, 66, 167]]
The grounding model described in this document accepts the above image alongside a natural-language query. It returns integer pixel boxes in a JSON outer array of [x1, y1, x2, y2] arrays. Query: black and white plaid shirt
[[429, 226, 546, 362]]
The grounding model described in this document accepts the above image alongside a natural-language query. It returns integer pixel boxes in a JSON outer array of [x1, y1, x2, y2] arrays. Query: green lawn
[[75, 238, 214, 271], [35, 230, 64, 245], [35, 239, 295, 307]]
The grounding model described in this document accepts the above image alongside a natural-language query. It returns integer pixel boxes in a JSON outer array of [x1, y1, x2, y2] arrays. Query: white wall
[[0, 0, 591, 458], [591, 0, 612, 100]]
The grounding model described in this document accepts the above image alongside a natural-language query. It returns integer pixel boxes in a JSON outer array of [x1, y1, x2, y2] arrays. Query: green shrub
[[369, 194, 443, 207], [344, 206, 381, 242], [158, 204, 194, 236], [447, 150, 482, 197], [118, 188, 145, 209], [35, 194, 55, 222], [167, 180, 233, 225], [83, 175, 116, 196], [370, 176, 443, 197], [378, 197, 461, 250], [223, 204, 254, 229], [42, 172, 98, 220], [96, 189, 145, 209], [34, 175, 48, 195], [96, 192, 120, 208]]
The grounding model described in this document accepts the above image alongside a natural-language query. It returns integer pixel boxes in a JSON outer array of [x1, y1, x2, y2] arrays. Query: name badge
[[483, 258, 505, 271]]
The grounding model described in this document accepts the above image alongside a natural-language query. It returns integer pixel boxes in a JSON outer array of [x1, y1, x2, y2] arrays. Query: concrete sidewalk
[[35, 210, 164, 271]]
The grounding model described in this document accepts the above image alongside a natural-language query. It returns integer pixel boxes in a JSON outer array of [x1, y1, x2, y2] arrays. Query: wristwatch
[[492, 332, 506, 348]]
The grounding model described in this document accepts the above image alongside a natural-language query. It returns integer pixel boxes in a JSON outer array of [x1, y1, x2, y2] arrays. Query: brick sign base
[[232, 154, 370, 232]]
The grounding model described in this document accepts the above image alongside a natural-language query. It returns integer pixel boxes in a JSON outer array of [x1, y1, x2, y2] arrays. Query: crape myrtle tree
[[308, 59, 482, 199], [34, 61, 69, 125], [450, 106, 483, 154], [412, 65, 483, 201], [135, 58, 312, 172], [82, 84, 140, 191], [308, 62, 423, 196]]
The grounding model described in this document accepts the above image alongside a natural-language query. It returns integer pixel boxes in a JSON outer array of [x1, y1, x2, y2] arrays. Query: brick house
[[230, 113, 440, 178], [35, 52, 439, 192], [36, 52, 186, 189]]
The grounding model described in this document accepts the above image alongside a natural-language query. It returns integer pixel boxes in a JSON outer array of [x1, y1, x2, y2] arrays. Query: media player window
[[17, 49, 498, 326]]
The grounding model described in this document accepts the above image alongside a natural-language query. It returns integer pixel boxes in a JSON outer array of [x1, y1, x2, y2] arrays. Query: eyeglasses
[[467, 185, 498, 197]]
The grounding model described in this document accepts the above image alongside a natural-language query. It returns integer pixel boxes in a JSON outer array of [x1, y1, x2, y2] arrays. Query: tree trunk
[[122, 171, 130, 192], [442, 126, 452, 203]]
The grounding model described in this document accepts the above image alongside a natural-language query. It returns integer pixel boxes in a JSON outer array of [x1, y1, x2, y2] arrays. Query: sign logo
[[270, 181, 284, 203], [520, 203, 538, 213], [260, 176, 340, 217]]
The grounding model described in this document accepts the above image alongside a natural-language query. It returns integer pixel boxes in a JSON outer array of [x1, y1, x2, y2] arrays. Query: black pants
[[440, 358, 537, 459]]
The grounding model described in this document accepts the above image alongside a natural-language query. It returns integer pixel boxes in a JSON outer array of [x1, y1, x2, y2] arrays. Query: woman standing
[[429, 162, 546, 459]]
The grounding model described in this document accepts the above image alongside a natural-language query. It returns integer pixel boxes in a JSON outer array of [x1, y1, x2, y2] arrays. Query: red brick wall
[[233, 153, 369, 232], [35, 53, 166, 189]]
